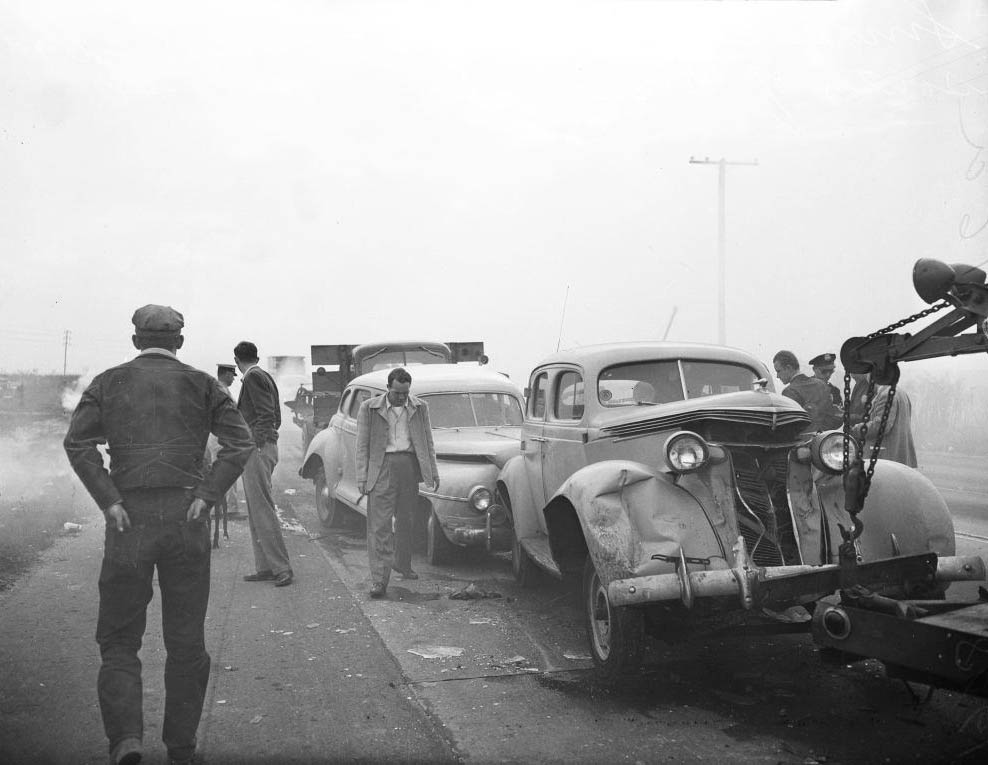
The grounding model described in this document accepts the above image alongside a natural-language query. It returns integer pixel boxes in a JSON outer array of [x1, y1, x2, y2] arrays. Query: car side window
[[529, 373, 548, 420], [553, 371, 584, 420], [339, 389, 353, 415], [349, 389, 372, 418]]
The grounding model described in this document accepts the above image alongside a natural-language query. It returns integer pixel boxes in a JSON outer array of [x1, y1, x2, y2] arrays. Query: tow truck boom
[[813, 258, 988, 698]]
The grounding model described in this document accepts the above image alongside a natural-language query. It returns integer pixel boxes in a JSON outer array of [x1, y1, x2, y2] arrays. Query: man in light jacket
[[851, 372, 918, 468], [356, 367, 439, 598]]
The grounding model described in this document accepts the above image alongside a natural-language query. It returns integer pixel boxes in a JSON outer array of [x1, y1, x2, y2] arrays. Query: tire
[[583, 556, 645, 680], [427, 511, 456, 565], [500, 488, 538, 587], [511, 525, 539, 587], [313, 468, 339, 528]]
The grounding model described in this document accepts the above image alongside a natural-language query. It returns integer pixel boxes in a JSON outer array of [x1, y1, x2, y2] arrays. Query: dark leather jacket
[[64, 352, 255, 509], [782, 374, 842, 432]]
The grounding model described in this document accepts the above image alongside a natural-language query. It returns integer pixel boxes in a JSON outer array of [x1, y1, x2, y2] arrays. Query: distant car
[[496, 342, 980, 677], [299, 364, 524, 564], [285, 340, 486, 451]]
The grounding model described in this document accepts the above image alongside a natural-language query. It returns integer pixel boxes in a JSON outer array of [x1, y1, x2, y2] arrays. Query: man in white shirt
[[355, 368, 439, 598]]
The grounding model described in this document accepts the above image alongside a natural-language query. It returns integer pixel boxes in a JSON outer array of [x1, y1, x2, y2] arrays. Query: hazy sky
[[2, 0, 986, 387]]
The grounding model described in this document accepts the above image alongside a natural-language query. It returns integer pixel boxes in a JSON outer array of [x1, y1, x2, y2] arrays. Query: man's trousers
[[367, 452, 418, 585], [96, 488, 210, 763], [242, 441, 291, 576]]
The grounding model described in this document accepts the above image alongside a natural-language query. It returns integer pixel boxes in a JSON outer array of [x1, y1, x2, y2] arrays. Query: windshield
[[598, 360, 760, 407], [422, 392, 524, 428]]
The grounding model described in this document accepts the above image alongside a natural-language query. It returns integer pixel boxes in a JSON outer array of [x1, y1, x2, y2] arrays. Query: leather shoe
[[273, 571, 293, 587], [110, 737, 142, 765], [369, 582, 386, 598], [394, 568, 419, 580], [243, 570, 275, 582]]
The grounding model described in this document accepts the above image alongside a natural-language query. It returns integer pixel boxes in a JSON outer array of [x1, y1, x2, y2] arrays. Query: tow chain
[[838, 299, 952, 563]]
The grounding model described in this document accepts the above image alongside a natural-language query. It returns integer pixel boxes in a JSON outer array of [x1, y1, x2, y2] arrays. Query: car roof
[[354, 340, 449, 354], [533, 341, 770, 375], [348, 364, 523, 395]]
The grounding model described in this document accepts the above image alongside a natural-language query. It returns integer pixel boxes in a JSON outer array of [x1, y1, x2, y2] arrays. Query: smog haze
[[2, 0, 986, 393]]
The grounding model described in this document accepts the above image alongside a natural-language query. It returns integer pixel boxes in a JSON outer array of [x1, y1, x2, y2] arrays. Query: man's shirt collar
[[139, 348, 176, 358]]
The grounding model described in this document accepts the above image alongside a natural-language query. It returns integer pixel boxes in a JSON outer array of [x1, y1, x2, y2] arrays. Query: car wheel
[[313, 468, 339, 528], [427, 511, 456, 565], [511, 524, 539, 587], [583, 556, 644, 680], [500, 490, 538, 587]]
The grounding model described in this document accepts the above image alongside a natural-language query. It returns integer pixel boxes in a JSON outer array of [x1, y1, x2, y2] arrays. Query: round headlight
[[469, 486, 493, 511], [665, 432, 710, 473], [812, 430, 859, 473]]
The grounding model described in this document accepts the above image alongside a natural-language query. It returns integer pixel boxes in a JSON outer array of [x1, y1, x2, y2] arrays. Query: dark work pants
[[368, 452, 418, 585], [96, 488, 211, 762]]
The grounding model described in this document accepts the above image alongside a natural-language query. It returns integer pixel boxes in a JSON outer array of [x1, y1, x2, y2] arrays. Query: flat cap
[[217, 363, 237, 376], [132, 304, 184, 334], [809, 352, 836, 367]]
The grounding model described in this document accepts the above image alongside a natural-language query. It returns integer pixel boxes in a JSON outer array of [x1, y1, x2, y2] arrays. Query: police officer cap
[[809, 352, 836, 367], [132, 304, 184, 335], [217, 363, 237, 376]]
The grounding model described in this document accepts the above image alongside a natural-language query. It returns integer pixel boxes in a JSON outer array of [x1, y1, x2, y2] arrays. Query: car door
[[336, 386, 375, 507], [541, 367, 588, 501], [522, 370, 549, 528]]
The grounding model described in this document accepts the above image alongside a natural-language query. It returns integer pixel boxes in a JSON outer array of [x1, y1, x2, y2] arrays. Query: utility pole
[[62, 330, 71, 375], [689, 156, 758, 345]]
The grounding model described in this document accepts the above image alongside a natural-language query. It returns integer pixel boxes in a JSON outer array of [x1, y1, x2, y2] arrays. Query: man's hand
[[358, 482, 366, 496], [104, 502, 131, 532], [187, 497, 210, 522], [433, 477, 440, 492]]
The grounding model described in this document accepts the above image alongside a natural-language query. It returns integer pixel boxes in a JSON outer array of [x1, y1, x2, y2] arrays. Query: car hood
[[433, 427, 522, 466], [596, 389, 810, 439]]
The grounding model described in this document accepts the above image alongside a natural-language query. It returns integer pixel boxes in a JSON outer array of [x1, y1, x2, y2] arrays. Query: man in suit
[[773, 350, 842, 431], [64, 305, 254, 765], [235, 341, 293, 587], [356, 367, 439, 598]]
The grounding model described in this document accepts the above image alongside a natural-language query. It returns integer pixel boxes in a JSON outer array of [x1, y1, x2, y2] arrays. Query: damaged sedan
[[496, 342, 984, 677]]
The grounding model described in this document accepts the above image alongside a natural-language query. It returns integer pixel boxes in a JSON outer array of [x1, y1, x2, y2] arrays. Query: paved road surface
[[1, 446, 987, 763]]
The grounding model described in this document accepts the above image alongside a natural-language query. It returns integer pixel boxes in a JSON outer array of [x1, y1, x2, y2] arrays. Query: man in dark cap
[[64, 305, 254, 765], [809, 352, 843, 409], [234, 340, 293, 587], [773, 350, 842, 431], [216, 363, 237, 400], [207, 363, 243, 524]]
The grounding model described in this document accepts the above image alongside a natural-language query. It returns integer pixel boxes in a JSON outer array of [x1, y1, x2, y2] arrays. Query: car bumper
[[429, 503, 512, 550], [606, 537, 986, 610]]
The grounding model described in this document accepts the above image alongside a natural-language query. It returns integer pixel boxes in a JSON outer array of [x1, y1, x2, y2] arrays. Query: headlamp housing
[[810, 430, 859, 474], [664, 431, 710, 474], [469, 486, 493, 512]]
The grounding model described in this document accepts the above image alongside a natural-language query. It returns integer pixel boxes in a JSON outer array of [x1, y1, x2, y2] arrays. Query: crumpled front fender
[[551, 460, 726, 585]]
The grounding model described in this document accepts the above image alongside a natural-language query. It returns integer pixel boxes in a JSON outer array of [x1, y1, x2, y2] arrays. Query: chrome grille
[[730, 449, 795, 567], [602, 409, 810, 439]]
